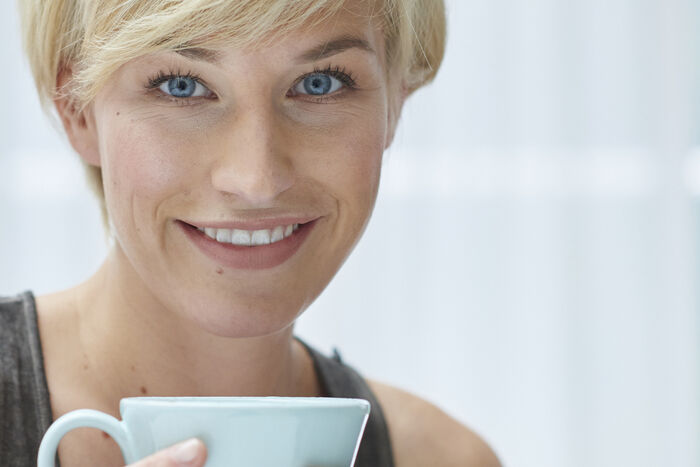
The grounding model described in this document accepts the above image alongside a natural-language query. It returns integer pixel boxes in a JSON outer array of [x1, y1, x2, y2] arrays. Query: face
[[73, 2, 402, 337]]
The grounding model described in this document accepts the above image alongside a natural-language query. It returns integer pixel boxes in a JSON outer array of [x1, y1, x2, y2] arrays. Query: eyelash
[[145, 65, 358, 105], [293, 64, 358, 103]]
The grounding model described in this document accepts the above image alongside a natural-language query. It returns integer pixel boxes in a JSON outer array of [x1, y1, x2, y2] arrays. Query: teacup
[[37, 396, 370, 467]]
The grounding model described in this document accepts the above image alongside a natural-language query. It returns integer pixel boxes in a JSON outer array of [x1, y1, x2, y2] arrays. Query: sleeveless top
[[0, 291, 395, 467]]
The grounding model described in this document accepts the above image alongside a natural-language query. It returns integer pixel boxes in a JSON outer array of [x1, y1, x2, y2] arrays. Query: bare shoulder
[[366, 379, 502, 467]]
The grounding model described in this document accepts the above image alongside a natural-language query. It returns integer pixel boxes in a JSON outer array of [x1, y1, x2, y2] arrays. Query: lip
[[178, 218, 318, 270]]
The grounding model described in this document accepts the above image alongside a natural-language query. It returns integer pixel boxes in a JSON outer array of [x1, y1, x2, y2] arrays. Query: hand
[[125, 438, 207, 467]]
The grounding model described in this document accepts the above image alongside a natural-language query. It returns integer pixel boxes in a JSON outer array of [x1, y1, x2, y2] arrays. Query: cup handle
[[37, 409, 131, 467]]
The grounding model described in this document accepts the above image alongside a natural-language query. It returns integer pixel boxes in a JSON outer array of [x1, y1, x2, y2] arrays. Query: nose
[[210, 106, 294, 205]]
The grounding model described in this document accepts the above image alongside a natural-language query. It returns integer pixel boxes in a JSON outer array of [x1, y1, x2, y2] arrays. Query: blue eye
[[158, 76, 210, 98], [294, 73, 343, 96]]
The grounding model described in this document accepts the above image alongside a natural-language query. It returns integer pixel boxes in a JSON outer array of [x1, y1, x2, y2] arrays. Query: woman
[[4, 0, 501, 465]]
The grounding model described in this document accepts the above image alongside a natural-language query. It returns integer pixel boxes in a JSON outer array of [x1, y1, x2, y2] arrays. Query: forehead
[[176, 16, 384, 70], [180, 0, 386, 63], [177, 35, 376, 66]]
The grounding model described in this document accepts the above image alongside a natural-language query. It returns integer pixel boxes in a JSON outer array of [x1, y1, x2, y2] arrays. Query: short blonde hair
[[18, 0, 447, 233]]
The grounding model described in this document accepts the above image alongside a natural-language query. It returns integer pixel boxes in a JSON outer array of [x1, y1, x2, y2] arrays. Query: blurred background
[[1, 0, 698, 466]]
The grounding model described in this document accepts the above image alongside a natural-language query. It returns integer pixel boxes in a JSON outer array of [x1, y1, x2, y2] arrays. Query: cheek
[[299, 109, 386, 205], [99, 116, 203, 229], [330, 121, 385, 212], [289, 109, 386, 260]]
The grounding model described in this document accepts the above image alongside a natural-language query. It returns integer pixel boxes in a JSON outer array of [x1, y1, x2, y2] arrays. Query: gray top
[[0, 291, 395, 467]]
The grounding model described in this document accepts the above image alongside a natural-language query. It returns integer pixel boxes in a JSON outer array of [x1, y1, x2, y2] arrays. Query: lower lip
[[178, 219, 317, 270]]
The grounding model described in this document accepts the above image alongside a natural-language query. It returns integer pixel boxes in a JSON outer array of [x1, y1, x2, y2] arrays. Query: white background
[[1, 1, 698, 466]]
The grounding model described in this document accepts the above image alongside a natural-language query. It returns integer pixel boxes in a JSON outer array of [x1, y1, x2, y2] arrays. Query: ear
[[54, 67, 101, 167], [384, 82, 408, 150]]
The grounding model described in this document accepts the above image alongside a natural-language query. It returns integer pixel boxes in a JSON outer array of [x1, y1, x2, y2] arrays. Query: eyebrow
[[175, 47, 222, 63], [173, 35, 375, 64], [295, 35, 376, 62]]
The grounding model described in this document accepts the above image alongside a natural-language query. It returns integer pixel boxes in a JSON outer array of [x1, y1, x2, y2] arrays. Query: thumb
[[126, 438, 207, 467]]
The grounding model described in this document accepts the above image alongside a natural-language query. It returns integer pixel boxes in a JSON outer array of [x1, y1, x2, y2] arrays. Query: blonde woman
[[4, 0, 501, 465]]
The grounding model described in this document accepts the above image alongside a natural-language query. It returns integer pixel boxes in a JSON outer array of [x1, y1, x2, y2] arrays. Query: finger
[[126, 438, 207, 467]]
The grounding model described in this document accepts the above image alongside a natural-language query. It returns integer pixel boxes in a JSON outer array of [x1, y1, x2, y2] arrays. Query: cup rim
[[120, 396, 370, 410]]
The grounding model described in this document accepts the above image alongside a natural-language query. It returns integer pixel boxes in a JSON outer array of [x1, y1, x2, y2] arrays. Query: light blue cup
[[37, 396, 371, 467]]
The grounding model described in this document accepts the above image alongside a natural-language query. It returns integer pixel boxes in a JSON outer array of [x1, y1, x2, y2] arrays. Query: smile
[[178, 219, 318, 270], [198, 224, 299, 246]]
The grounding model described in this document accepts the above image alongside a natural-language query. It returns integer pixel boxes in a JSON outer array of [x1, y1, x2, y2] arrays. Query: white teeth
[[271, 226, 284, 243], [231, 229, 251, 246], [216, 229, 232, 243], [200, 223, 300, 246], [250, 229, 271, 246]]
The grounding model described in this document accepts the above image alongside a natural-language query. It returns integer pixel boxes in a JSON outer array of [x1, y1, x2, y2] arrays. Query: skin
[[37, 1, 501, 465]]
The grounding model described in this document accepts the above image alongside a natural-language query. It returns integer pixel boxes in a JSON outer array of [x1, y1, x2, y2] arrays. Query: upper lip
[[181, 216, 320, 231]]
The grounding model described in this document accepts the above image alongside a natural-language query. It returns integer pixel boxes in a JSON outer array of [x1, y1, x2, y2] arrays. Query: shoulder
[[367, 379, 502, 467]]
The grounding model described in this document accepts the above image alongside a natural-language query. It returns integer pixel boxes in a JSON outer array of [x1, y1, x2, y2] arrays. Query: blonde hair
[[18, 0, 447, 233]]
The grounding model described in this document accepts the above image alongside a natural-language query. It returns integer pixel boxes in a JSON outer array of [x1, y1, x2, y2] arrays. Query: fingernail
[[171, 438, 201, 464]]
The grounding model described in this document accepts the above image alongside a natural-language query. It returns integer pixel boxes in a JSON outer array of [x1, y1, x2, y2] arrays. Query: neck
[[64, 247, 320, 407]]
